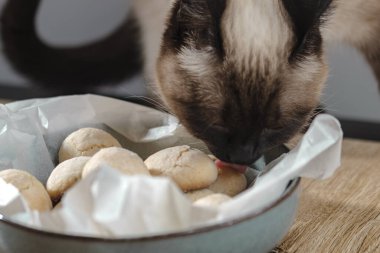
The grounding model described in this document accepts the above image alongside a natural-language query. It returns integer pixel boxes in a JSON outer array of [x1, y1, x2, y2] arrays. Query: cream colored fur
[[222, 0, 292, 79]]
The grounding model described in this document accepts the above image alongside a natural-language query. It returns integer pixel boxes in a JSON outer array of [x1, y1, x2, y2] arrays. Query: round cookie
[[208, 155, 217, 161], [47, 156, 90, 202], [144, 145, 218, 192], [193, 193, 232, 208], [53, 202, 63, 210], [59, 128, 121, 163], [82, 147, 150, 177], [208, 168, 247, 196], [185, 189, 215, 202], [0, 169, 52, 212]]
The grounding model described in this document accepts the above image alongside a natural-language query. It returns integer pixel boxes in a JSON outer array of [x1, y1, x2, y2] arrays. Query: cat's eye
[[264, 117, 284, 131], [268, 125, 283, 131], [265, 125, 284, 132], [210, 125, 229, 134]]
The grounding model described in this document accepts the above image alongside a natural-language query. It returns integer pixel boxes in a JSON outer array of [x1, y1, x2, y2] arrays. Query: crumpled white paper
[[0, 94, 343, 238], [0, 179, 29, 217], [11, 167, 218, 238], [217, 114, 343, 221]]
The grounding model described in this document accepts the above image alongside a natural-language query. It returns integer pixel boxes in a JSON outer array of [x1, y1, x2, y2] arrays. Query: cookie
[[46, 156, 90, 202], [144, 145, 218, 191], [208, 168, 247, 196], [193, 193, 232, 207], [82, 147, 150, 177], [0, 169, 52, 212], [185, 189, 215, 202], [58, 128, 121, 163]]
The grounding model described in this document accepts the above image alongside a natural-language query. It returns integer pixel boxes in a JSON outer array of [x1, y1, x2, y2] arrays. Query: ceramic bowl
[[0, 147, 300, 253], [0, 96, 300, 253]]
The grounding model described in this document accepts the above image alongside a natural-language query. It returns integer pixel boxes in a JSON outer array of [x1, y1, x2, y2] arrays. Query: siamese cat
[[2, 0, 380, 166]]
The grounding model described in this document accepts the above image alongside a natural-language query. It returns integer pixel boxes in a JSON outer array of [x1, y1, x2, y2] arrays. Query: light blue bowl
[[0, 145, 300, 253], [0, 94, 299, 253], [0, 179, 299, 253]]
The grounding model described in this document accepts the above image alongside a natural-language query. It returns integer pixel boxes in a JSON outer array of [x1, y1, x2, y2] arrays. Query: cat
[[2, 0, 380, 166]]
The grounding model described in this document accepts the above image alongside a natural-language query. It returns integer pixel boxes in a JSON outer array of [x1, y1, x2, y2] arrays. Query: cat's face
[[156, 0, 332, 165]]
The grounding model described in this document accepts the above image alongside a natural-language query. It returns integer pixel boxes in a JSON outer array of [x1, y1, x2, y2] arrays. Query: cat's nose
[[210, 142, 262, 166]]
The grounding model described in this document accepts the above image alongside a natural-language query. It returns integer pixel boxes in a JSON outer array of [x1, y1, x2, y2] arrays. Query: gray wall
[[324, 44, 380, 123]]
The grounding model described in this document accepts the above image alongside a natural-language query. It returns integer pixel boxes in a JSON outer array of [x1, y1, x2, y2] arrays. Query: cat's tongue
[[215, 160, 248, 174]]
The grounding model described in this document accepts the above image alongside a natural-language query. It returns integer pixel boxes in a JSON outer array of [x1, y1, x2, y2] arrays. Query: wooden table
[[273, 138, 380, 253]]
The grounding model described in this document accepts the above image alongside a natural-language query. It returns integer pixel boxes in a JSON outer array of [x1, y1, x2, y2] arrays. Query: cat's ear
[[282, 0, 333, 58], [162, 0, 227, 56]]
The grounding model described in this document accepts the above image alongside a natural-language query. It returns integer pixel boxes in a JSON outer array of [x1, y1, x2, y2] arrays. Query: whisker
[[185, 141, 204, 146], [199, 118, 220, 137], [127, 95, 172, 115]]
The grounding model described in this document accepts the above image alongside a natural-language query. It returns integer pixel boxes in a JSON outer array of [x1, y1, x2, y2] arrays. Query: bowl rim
[[0, 178, 300, 243]]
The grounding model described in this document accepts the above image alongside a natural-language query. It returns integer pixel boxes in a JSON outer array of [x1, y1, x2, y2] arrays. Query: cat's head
[[156, 0, 333, 165]]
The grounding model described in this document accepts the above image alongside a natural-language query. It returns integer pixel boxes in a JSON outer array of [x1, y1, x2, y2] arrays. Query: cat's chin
[[215, 160, 248, 174]]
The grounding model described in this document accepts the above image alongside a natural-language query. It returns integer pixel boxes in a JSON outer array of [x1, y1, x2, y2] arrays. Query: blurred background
[[0, 0, 379, 140], [0, 0, 147, 100]]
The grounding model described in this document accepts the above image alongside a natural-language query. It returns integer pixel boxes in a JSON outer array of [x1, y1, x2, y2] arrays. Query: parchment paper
[[0, 94, 343, 238]]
